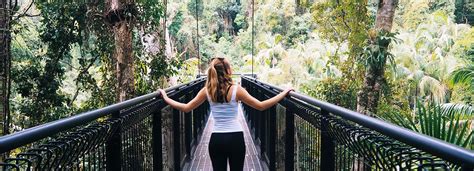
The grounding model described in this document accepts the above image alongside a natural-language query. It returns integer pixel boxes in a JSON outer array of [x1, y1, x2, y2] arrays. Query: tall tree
[[455, 0, 474, 24], [105, 0, 135, 102], [215, 1, 241, 36], [0, 0, 12, 136], [357, 0, 398, 115], [295, 0, 301, 14], [312, 0, 370, 110]]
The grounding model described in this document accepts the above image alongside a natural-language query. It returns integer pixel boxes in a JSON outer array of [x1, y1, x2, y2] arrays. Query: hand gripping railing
[[0, 77, 209, 170], [241, 76, 474, 171]]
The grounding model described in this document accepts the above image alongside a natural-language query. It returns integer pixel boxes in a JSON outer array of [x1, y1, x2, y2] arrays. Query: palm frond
[[450, 65, 474, 89], [441, 103, 474, 116], [382, 101, 473, 149], [419, 76, 446, 103]]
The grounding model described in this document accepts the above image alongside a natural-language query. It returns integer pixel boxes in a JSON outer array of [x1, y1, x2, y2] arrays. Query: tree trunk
[[0, 0, 11, 136], [0, 0, 12, 160], [374, 0, 397, 32], [247, 0, 253, 19], [357, 0, 398, 116], [106, 0, 135, 102], [219, 13, 235, 36], [295, 0, 303, 15], [114, 22, 134, 102], [105, 2, 141, 168]]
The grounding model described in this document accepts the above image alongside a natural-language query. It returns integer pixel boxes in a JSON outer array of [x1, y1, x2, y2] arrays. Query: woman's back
[[207, 85, 243, 133], [158, 57, 292, 171]]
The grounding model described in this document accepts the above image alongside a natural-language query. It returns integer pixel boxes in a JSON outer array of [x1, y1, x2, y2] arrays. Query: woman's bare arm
[[236, 86, 293, 111], [158, 88, 207, 113]]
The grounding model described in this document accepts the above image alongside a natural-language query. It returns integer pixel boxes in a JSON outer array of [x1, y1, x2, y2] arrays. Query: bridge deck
[[187, 104, 263, 171]]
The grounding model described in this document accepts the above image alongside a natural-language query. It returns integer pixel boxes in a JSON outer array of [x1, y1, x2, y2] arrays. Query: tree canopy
[[4, 0, 474, 150]]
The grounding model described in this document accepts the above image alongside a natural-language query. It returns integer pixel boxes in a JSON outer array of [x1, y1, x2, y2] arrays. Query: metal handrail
[[242, 76, 474, 168], [0, 77, 207, 154]]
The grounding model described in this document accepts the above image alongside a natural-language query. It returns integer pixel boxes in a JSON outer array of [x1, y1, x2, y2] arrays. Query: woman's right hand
[[282, 87, 294, 95], [158, 89, 169, 100], [236, 86, 294, 111]]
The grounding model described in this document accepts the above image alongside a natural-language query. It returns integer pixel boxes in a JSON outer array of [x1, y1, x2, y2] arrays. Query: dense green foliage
[[6, 0, 474, 150], [9, 1, 175, 129], [171, 0, 473, 149], [12, 3, 89, 127], [384, 101, 473, 148]]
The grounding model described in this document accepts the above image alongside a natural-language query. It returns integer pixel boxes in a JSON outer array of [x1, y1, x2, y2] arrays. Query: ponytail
[[206, 58, 233, 103], [207, 64, 219, 102]]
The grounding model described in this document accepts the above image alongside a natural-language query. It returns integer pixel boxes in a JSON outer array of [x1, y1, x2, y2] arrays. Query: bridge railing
[[0, 78, 209, 171], [241, 76, 474, 171]]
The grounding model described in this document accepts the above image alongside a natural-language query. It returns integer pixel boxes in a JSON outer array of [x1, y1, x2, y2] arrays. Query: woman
[[158, 57, 292, 171]]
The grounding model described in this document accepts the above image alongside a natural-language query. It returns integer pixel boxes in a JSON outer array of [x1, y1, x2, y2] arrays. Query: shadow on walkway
[[186, 104, 263, 171]]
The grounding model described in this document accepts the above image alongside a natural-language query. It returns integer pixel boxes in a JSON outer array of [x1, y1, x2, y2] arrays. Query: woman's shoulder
[[235, 84, 247, 95], [232, 84, 242, 90]]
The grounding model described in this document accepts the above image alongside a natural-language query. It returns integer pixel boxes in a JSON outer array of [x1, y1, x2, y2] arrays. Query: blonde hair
[[206, 58, 233, 103]]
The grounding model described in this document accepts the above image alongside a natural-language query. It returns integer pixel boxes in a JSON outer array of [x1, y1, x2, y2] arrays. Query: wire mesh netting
[[1, 76, 472, 170], [241, 76, 473, 171], [0, 79, 209, 170]]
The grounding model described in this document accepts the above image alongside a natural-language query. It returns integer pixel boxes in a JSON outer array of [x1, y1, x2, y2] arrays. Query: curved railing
[[0, 78, 209, 170], [241, 76, 474, 171]]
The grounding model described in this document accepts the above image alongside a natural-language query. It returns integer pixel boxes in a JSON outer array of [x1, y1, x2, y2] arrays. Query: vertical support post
[[173, 108, 181, 171], [248, 86, 254, 129], [320, 109, 335, 170], [260, 94, 268, 155], [193, 87, 199, 145], [252, 87, 257, 134], [185, 93, 192, 158], [260, 91, 265, 144], [202, 104, 205, 130], [106, 111, 122, 170], [268, 105, 276, 171], [152, 104, 162, 171], [255, 89, 261, 141], [285, 101, 294, 171], [199, 103, 204, 134], [193, 104, 199, 144]]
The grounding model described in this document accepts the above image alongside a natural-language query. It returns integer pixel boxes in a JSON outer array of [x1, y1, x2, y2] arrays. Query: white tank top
[[207, 85, 243, 133]]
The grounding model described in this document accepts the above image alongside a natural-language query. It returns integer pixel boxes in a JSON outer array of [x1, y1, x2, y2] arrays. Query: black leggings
[[208, 132, 246, 171]]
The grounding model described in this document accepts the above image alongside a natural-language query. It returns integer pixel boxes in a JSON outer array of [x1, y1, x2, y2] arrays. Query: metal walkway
[[186, 104, 263, 171]]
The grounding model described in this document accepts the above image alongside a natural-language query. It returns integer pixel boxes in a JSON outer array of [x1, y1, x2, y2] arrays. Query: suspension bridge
[[0, 75, 473, 170], [1, 0, 474, 170]]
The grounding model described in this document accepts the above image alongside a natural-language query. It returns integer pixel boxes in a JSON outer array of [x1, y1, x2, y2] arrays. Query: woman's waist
[[210, 109, 239, 118], [213, 118, 241, 125], [212, 120, 242, 132], [210, 105, 239, 111]]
